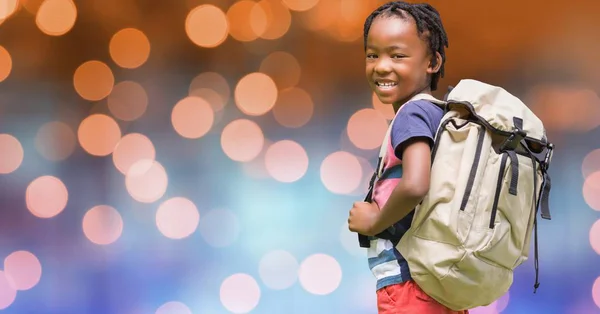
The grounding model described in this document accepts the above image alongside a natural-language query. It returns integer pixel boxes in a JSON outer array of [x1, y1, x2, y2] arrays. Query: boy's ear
[[427, 52, 443, 74]]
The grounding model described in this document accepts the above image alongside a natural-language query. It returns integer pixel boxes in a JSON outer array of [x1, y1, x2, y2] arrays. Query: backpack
[[357, 79, 554, 311]]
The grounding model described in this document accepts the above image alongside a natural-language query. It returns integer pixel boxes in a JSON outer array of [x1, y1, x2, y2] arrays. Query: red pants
[[377, 280, 469, 314]]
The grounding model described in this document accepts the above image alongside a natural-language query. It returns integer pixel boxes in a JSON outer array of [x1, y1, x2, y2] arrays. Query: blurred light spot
[[125, 159, 168, 203], [112, 133, 155, 175], [583, 149, 600, 179], [26, 175, 68, 218], [156, 197, 200, 240], [35, 0, 77, 36], [469, 305, 498, 314], [259, 51, 301, 90], [34, 121, 76, 161], [258, 250, 299, 290], [4, 251, 42, 291], [264, 140, 308, 183], [21, 0, 44, 14], [372, 92, 394, 120], [594, 276, 600, 309], [320, 151, 362, 194], [347, 108, 388, 150], [235, 72, 278, 116], [155, 301, 192, 314], [0, 134, 23, 174], [185, 5, 228, 48], [227, 1, 262, 42], [109, 28, 150, 69], [496, 291, 510, 312], [0, 0, 18, 20], [190, 88, 225, 112], [221, 119, 264, 162], [77, 114, 121, 157], [275, 88, 311, 118], [254, 0, 291, 40], [331, 0, 368, 42], [189, 72, 230, 111], [198, 208, 240, 248], [340, 221, 366, 257], [0, 271, 16, 310], [590, 219, 600, 255], [73, 60, 114, 101], [82, 205, 123, 245], [107, 81, 148, 121], [583, 171, 600, 211], [298, 0, 337, 31], [281, 0, 319, 12], [171, 96, 214, 139], [298, 253, 342, 295], [220, 273, 261, 314], [242, 140, 272, 179], [348, 156, 374, 196], [527, 85, 600, 133], [248, 0, 267, 37], [0, 46, 12, 82]]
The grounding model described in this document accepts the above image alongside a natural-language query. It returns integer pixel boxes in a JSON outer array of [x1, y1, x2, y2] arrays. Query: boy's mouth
[[375, 80, 398, 91]]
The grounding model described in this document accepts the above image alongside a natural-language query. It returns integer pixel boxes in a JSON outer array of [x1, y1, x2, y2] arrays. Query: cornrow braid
[[363, 1, 449, 91]]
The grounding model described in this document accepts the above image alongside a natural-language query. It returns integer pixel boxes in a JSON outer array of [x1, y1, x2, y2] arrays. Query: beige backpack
[[359, 79, 555, 311]]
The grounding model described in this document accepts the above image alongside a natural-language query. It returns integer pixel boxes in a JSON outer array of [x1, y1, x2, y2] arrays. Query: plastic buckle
[[500, 129, 527, 151], [543, 143, 554, 171]]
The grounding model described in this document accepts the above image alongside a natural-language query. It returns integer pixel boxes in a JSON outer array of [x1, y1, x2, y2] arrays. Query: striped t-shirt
[[368, 99, 444, 290]]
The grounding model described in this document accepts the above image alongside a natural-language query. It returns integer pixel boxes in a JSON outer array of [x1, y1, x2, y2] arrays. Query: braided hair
[[363, 1, 449, 91]]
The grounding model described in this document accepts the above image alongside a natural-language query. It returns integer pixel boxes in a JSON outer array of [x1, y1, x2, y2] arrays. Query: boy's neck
[[392, 87, 433, 113]]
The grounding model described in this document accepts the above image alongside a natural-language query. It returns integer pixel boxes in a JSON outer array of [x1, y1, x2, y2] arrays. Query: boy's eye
[[392, 55, 406, 59], [366, 54, 377, 59]]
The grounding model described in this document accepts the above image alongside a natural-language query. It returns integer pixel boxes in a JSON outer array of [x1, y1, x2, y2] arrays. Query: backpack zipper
[[489, 153, 509, 228], [459, 126, 486, 211]]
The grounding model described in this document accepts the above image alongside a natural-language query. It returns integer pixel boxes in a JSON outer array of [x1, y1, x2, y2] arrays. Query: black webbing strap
[[506, 150, 519, 195]]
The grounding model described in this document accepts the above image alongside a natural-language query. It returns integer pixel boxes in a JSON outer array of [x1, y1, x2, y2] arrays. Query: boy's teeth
[[377, 82, 397, 87]]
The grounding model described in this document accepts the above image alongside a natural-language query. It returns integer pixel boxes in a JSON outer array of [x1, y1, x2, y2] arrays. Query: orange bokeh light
[[171, 96, 214, 139], [125, 159, 168, 203], [35, 0, 77, 36], [273, 87, 314, 128], [372, 92, 394, 120], [347, 108, 388, 150], [107, 81, 148, 121], [112, 133, 156, 175], [189, 72, 230, 111], [0, 0, 18, 20], [0, 134, 23, 174], [264, 140, 309, 183], [77, 114, 122, 157], [156, 197, 200, 240], [3, 251, 42, 291], [254, 0, 292, 40], [282, 0, 320, 12], [0, 46, 12, 82], [82, 205, 123, 245], [593, 276, 600, 309], [21, 0, 44, 14], [221, 119, 264, 162], [320, 151, 362, 194], [583, 171, 600, 211], [109, 28, 151, 69], [26, 175, 68, 218], [185, 5, 229, 48], [227, 0, 264, 42], [259, 51, 301, 90], [34, 121, 76, 161], [235, 72, 278, 116], [73, 60, 114, 101]]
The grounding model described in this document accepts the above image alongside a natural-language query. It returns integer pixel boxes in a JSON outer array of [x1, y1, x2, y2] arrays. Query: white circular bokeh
[[220, 273, 261, 313], [340, 221, 367, 257], [258, 250, 299, 290], [298, 253, 342, 295], [155, 301, 192, 314]]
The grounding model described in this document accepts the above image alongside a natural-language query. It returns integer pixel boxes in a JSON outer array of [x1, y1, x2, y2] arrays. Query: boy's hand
[[348, 201, 381, 236]]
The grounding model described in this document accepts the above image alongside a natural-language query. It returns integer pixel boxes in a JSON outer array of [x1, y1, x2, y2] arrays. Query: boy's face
[[365, 15, 435, 106]]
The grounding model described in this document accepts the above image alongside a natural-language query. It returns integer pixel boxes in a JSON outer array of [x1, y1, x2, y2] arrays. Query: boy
[[347, 2, 469, 313]]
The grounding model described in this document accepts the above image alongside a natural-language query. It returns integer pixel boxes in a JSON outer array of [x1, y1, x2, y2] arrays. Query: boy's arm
[[370, 137, 432, 235]]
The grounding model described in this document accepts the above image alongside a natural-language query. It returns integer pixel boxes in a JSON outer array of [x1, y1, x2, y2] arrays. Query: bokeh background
[[0, 0, 599, 313]]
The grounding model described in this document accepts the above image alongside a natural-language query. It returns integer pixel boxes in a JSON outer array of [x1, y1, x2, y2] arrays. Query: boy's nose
[[374, 59, 392, 74]]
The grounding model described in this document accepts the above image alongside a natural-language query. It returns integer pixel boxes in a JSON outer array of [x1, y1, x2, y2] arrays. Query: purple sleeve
[[390, 100, 444, 159]]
